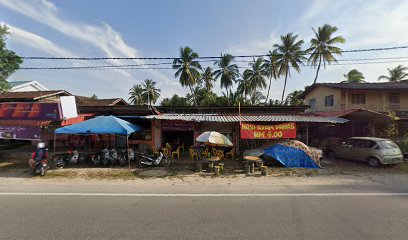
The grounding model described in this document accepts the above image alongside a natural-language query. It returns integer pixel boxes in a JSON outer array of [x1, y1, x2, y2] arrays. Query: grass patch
[[86, 170, 137, 180], [43, 170, 79, 179], [0, 161, 27, 171]]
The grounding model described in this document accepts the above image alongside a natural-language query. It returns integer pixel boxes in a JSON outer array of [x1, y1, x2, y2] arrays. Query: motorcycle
[[117, 148, 135, 166], [100, 148, 111, 167], [109, 148, 118, 166], [33, 159, 48, 176], [30, 143, 49, 176], [138, 152, 170, 168], [53, 150, 84, 168]]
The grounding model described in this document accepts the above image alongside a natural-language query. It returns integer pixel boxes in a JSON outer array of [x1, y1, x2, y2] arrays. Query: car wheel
[[368, 157, 381, 167], [327, 150, 336, 159]]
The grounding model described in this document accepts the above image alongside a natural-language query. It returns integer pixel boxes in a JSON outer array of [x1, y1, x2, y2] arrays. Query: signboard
[[60, 96, 78, 119], [161, 121, 196, 131], [0, 103, 61, 120], [240, 122, 296, 139], [0, 125, 41, 140]]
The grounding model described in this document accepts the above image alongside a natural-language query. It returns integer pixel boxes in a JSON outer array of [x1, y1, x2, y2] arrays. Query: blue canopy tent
[[263, 144, 321, 169], [54, 115, 141, 169]]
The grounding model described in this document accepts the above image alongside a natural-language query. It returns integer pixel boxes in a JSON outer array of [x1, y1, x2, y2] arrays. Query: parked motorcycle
[[100, 148, 110, 167], [138, 152, 170, 168], [109, 148, 118, 166], [53, 150, 84, 167]]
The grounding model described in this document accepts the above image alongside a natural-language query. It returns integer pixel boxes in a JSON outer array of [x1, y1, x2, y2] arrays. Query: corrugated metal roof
[[144, 114, 348, 123]]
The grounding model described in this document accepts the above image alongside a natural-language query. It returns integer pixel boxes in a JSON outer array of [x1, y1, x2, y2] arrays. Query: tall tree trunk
[[226, 86, 230, 106], [265, 76, 272, 104], [189, 85, 197, 106], [281, 70, 289, 103], [313, 55, 322, 84]]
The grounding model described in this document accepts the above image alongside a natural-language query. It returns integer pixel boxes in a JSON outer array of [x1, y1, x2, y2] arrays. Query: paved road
[[0, 183, 407, 240]]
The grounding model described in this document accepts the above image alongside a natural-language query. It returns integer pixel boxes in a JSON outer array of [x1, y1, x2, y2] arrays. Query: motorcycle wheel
[[40, 167, 46, 176], [138, 159, 146, 168], [161, 157, 170, 167]]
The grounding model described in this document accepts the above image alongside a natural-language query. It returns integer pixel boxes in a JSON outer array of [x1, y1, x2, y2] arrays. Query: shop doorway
[[162, 130, 194, 149]]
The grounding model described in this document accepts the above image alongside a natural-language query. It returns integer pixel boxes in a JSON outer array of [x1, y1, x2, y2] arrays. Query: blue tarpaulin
[[55, 115, 141, 135], [263, 144, 320, 168]]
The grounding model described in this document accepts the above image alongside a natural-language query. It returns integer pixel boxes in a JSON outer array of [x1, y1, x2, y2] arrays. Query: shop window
[[389, 93, 400, 104], [308, 98, 316, 109], [351, 93, 366, 104], [324, 95, 334, 106]]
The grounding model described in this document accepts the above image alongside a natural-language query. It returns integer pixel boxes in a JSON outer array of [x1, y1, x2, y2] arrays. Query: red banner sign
[[240, 122, 296, 139]]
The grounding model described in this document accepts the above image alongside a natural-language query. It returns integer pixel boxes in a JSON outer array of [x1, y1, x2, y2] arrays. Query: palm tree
[[263, 49, 279, 103], [128, 84, 144, 105], [250, 92, 266, 105], [274, 33, 306, 102], [200, 66, 215, 92], [285, 90, 305, 106], [141, 79, 161, 105], [341, 69, 365, 83], [213, 53, 239, 104], [308, 24, 345, 84], [378, 65, 408, 82], [172, 46, 202, 105], [236, 70, 253, 100], [244, 58, 267, 105]]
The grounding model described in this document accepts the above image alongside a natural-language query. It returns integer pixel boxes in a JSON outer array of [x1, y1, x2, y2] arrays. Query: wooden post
[[261, 166, 267, 176], [306, 123, 309, 146], [52, 134, 56, 169], [214, 166, 220, 176], [127, 135, 130, 171]]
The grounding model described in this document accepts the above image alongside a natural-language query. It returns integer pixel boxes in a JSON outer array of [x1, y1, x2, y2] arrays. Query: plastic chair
[[189, 148, 198, 161], [226, 148, 235, 160], [152, 146, 159, 155], [180, 143, 185, 152], [162, 148, 170, 156], [201, 148, 210, 158], [172, 147, 180, 160], [215, 150, 225, 160], [211, 148, 217, 157]]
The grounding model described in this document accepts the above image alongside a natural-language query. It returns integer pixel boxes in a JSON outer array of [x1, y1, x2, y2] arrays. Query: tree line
[[129, 24, 346, 106], [129, 23, 408, 107]]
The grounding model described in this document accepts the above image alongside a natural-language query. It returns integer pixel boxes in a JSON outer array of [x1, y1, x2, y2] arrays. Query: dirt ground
[[0, 157, 407, 187]]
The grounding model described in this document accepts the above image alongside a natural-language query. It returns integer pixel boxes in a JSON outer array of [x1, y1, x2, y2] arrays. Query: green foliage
[[128, 84, 144, 105], [274, 33, 306, 102], [307, 24, 345, 84], [90, 94, 98, 99], [213, 53, 239, 105], [378, 65, 408, 82], [172, 46, 202, 105], [141, 79, 160, 105], [161, 94, 190, 106], [285, 90, 305, 106], [377, 111, 399, 139], [0, 24, 23, 93], [341, 69, 365, 83]]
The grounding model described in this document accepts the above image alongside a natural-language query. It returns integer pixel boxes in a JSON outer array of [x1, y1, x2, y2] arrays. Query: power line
[[19, 59, 408, 70], [9, 45, 408, 60]]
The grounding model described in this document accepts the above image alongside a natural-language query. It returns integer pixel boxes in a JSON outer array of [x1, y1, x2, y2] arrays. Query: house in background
[[9, 81, 48, 92], [75, 96, 128, 107], [301, 82, 408, 115], [300, 82, 408, 141]]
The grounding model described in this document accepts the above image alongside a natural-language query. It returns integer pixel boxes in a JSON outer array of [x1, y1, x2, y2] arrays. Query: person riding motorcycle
[[28, 142, 48, 169]]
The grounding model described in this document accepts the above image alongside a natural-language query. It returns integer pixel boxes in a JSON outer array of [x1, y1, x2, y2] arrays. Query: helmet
[[37, 142, 46, 148]]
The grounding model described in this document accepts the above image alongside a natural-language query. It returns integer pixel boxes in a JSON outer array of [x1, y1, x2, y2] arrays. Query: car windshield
[[380, 140, 399, 149]]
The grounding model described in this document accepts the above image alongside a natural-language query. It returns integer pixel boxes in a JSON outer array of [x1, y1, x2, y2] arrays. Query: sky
[[1, 0, 408, 102]]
